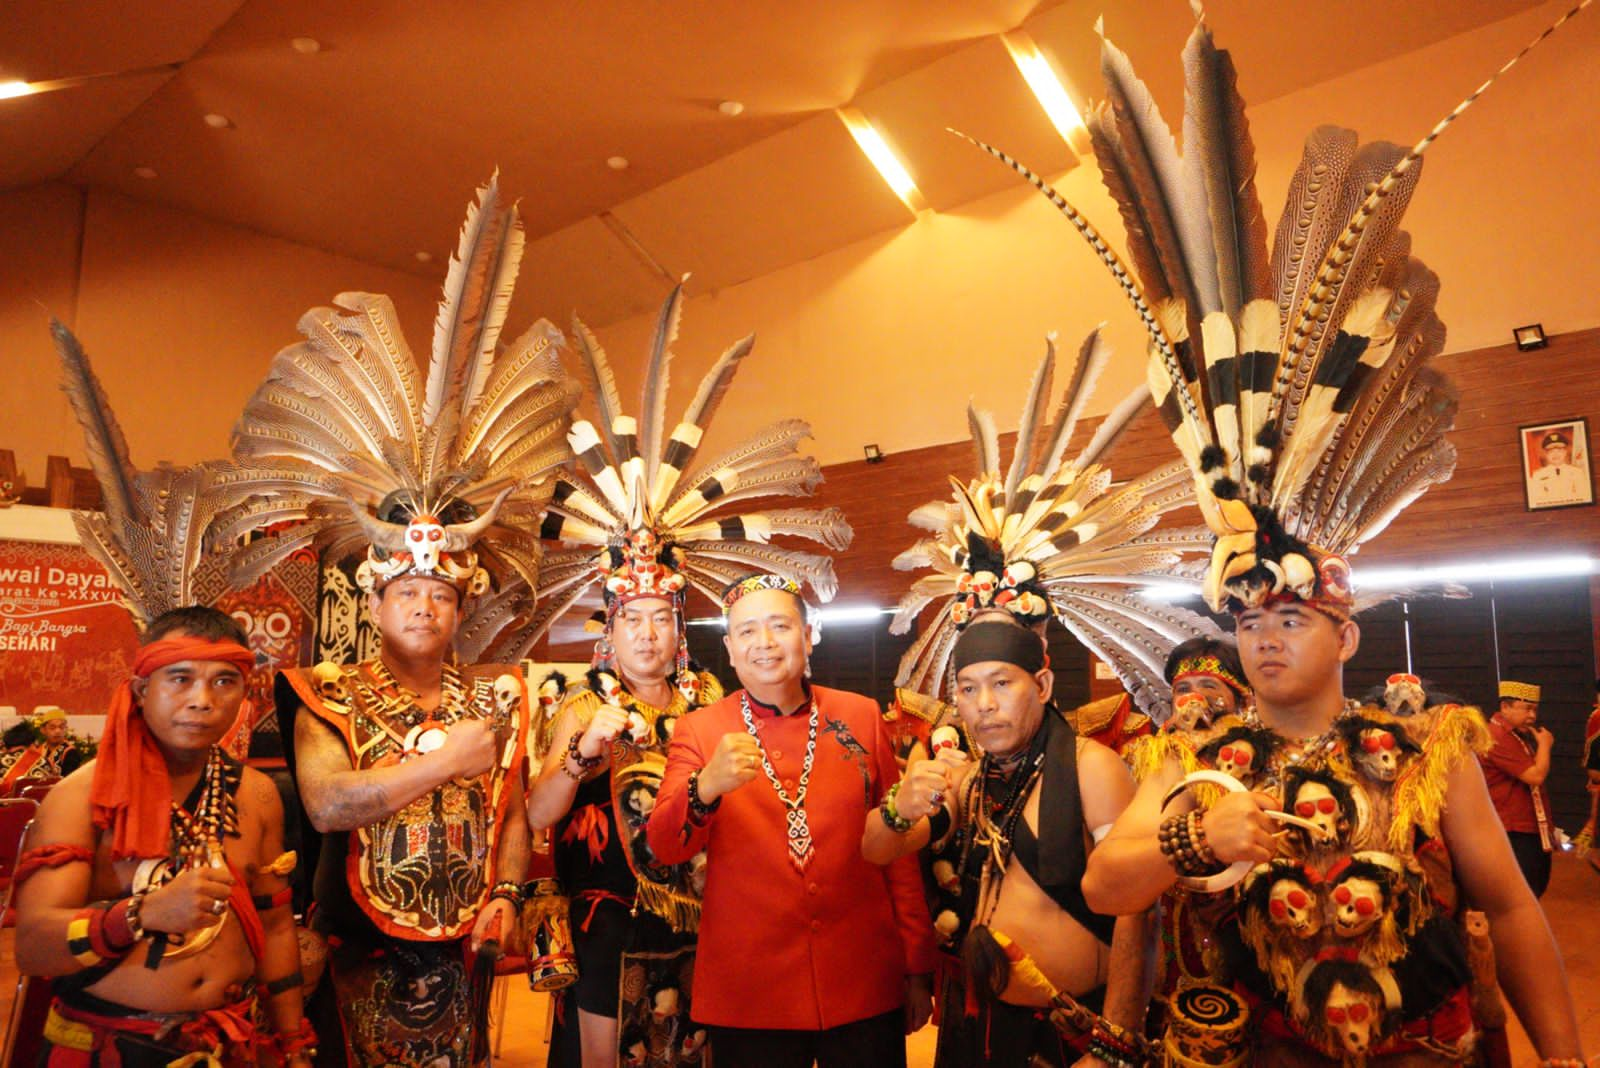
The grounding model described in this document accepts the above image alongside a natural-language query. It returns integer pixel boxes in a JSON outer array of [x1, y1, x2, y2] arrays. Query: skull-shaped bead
[[1293, 781, 1342, 845], [1323, 983, 1380, 1057], [404, 515, 447, 572], [1267, 879, 1322, 938], [1331, 876, 1384, 939], [1355, 729, 1400, 781]]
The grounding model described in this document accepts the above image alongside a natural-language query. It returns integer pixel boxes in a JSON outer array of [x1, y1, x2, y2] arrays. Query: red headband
[[91, 637, 255, 860]]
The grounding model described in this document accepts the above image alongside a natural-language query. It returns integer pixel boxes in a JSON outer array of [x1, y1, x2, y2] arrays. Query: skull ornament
[[1323, 982, 1380, 1058], [1216, 740, 1257, 782], [311, 662, 348, 705], [1169, 693, 1213, 734], [404, 515, 447, 572], [1383, 673, 1425, 717], [1267, 879, 1322, 938], [1355, 729, 1400, 781], [971, 570, 998, 605], [492, 674, 522, 720], [1331, 876, 1385, 939], [1293, 781, 1342, 845]]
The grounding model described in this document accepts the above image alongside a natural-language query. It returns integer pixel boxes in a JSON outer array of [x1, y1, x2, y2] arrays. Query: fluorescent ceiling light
[[836, 107, 926, 214], [1001, 31, 1089, 155], [0, 80, 35, 100], [1357, 554, 1595, 589], [1139, 555, 1597, 601], [688, 605, 895, 628]]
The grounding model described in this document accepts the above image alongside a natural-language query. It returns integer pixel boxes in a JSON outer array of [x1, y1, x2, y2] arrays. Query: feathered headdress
[[889, 328, 1220, 717], [524, 281, 851, 670], [964, 3, 1590, 616], [51, 321, 247, 628], [225, 176, 580, 652]]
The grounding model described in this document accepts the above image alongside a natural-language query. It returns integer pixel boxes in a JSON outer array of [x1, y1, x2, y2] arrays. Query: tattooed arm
[[293, 707, 495, 832]]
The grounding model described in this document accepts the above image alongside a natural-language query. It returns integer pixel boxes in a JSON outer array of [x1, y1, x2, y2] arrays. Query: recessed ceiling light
[[414, 251, 433, 263], [290, 37, 321, 55], [202, 112, 232, 129], [606, 156, 630, 171], [133, 166, 157, 180], [718, 100, 745, 117]]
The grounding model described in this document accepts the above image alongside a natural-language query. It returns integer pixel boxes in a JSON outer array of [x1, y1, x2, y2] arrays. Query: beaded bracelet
[[687, 770, 720, 823], [1087, 1021, 1142, 1065], [1085, 1035, 1137, 1068], [1158, 812, 1224, 878], [561, 732, 604, 780], [1536, 1059, 1585, 1068], [879, 782, 915, 833], [489, 880, 526, 908]]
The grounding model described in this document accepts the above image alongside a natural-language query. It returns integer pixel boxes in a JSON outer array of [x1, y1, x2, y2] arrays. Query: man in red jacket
[[647, 574, 939, 1067]]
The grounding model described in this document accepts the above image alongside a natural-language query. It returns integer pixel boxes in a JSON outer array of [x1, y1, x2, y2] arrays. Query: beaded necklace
[[170, 746, 240, 866], [739, 692, 819, 873], [1236, 699, 1358, 786], [956, 732, 1047, 932]]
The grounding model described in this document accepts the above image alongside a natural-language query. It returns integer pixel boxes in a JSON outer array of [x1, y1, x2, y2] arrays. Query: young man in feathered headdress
[[647, 575, 940, 1068], [965, 4, 1591, 1060], [522, 285, 853, 1068], [524, 543, 723, 1068]]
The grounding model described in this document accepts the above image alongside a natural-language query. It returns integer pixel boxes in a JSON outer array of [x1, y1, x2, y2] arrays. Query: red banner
[[0, 539, 138, 716]]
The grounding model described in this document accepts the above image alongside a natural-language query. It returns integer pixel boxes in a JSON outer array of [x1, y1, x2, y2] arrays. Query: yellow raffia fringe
[[1130, 732, 1202, 784], [1388, 704, 1489, 852]]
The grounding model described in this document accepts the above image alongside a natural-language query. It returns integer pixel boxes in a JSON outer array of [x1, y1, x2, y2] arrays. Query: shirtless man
[[15, 606, 312, 1067], [863, 616, 1151, 1068]]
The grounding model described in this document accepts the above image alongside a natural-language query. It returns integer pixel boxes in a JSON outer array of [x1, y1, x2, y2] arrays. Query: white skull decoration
[[1355, 729, 1400, 781], [1331, 876, 1385, 939], [1323, 983, 1381, 1058], [311, 662, 348, 705], [1383, 673, 1425, 717], [1170, 694, 1212, 734], [404, 515, 447, 571], [492, 674, 521, 720], [1216, 740, 1256, 782], [971, 570, 998, 605], [1293, 781, 1342, 845], [1267, 878, 1321, 938]]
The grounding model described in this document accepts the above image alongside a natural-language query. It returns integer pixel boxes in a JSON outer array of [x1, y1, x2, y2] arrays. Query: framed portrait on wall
[[1519, 417, 1594, 511]]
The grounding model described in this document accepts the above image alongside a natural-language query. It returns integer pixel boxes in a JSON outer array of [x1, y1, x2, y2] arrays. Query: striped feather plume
[[52, 321, 245, 627], [225, 176, 580, 654], [525, 286, 851, 649], [892, 328, 1216, 719]]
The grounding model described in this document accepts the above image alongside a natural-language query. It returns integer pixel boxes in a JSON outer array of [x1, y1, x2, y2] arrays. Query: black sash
[[1013, 709, 1116, 945]]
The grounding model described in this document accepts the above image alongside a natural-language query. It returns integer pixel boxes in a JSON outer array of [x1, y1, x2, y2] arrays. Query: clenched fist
[[576, 706, 631, 761], [140, 864, 236, 936], [1200, 791, 1281, 866], [439, 719, 499, 779], [697, 732, 763, 803], [895, 748, 968, 823]]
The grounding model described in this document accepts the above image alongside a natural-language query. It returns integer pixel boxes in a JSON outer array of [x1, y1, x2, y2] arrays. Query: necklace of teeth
[[739, 692, 819, 873], [1242, 699, 1359, 774]]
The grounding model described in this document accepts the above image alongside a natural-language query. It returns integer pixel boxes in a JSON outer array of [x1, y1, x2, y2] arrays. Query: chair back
[[0, 798, 38, 885], [16, 779, 56, 803]]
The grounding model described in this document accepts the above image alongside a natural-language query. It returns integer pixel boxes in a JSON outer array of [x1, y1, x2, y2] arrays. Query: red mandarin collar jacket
[[647, 684, 939, 1030]]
